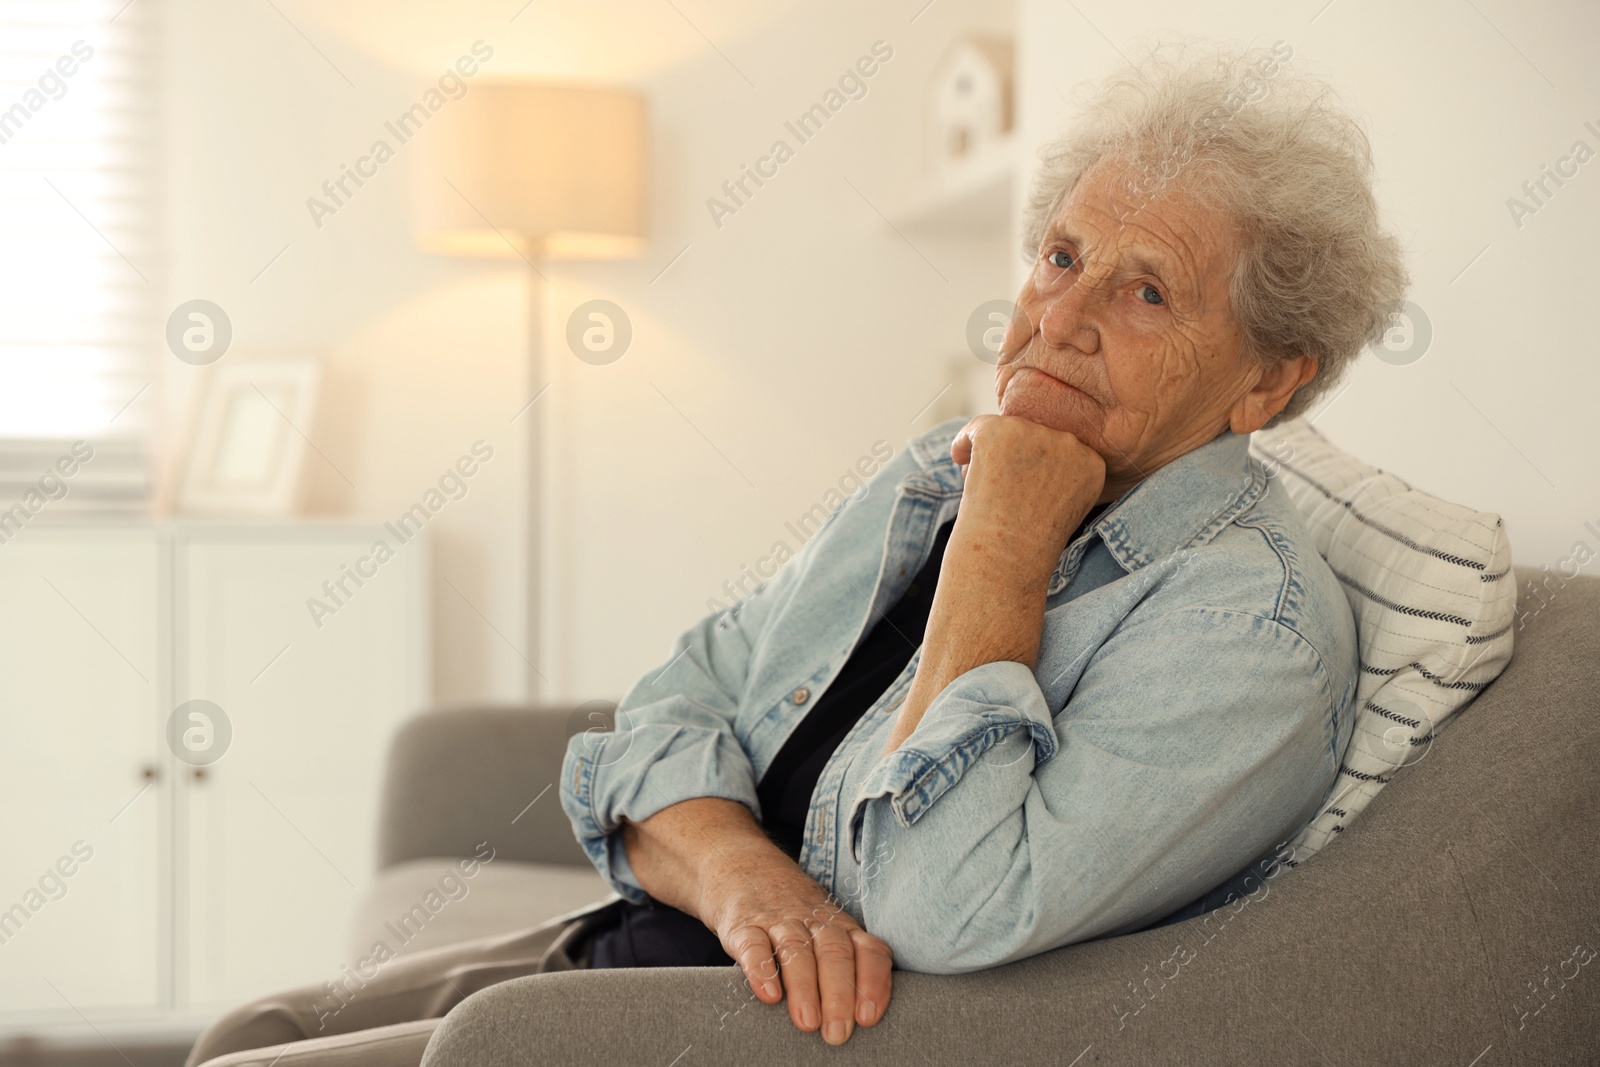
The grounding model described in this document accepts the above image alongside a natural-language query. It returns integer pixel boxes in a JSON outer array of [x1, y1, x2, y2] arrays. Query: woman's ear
[[1230, 354, 1318, 434]]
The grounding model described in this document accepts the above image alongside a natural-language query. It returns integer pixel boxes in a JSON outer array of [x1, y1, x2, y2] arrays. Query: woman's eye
[[1137, 284, 1164, 305], [1047, 250, 1075, 270]]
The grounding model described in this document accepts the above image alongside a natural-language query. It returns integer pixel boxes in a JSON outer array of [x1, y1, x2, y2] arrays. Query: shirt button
[[792, 687, 810, 705]]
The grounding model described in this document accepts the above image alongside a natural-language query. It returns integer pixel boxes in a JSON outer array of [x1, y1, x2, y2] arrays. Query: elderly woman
[[187, 43, 1407, 1067]]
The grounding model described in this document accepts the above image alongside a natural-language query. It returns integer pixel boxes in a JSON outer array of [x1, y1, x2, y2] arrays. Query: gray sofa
[[369, 566, 1599, 1066]]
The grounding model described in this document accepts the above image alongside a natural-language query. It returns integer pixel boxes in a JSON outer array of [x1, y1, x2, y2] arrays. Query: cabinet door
[[174, 526, 427, 1011], [0, 528, 165, 1019]]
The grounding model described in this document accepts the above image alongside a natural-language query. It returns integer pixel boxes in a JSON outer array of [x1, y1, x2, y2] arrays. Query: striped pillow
[[1247, 418, 1516, 865]]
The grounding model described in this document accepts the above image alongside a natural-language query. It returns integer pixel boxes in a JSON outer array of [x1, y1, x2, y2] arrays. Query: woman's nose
[[1038, 281, 1097, 351]]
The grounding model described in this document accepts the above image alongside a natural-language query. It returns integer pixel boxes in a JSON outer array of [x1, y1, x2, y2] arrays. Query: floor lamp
[[413, 83, 648, 702]]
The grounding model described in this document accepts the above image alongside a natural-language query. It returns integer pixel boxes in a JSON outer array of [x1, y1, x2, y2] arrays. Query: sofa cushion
[[1247, 418, 1516, 867], [349, 858, 612, 960]]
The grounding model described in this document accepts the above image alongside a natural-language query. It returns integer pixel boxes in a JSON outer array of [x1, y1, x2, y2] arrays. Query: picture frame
[[176, 356, 323, 515]]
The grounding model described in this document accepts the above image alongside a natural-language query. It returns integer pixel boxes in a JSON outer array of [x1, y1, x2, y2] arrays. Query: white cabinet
[[0, 521, 428, 1029], [174, 527, 428, 1011], [0, 526, 166, 1017]]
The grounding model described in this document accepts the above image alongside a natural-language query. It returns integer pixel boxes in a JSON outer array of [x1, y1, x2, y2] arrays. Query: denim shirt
[[560, 417, 1358, 974]]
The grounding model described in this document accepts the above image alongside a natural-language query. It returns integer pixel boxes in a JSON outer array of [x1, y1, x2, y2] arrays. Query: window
[[0, 0, 156, 504]]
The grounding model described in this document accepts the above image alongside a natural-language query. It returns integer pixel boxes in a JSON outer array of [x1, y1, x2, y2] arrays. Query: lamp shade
[[414, 83, 647, 260]]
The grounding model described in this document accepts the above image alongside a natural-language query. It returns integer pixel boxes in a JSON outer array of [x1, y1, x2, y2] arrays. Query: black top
[[754, 515, 957, 862], [585, 504, 1104, 969]]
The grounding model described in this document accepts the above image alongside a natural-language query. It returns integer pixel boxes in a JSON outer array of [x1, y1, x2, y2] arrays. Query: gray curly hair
[[1022, 41, 1409, 426]]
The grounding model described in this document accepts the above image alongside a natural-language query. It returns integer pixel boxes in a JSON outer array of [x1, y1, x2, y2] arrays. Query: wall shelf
[[885, 132, 1019, 235]]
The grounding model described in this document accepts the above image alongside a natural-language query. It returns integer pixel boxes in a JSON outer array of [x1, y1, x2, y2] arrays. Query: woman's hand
[[619, 798, 893, 1045], [949, 413, 1107, 578], [701, 843, 894, 1045]]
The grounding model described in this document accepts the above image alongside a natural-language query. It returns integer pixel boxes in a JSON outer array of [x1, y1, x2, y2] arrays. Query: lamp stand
[[525, 267, 549, 704]]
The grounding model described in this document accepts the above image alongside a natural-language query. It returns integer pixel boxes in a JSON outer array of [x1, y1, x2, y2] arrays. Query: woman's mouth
[[1014, 366, 1091, 403]]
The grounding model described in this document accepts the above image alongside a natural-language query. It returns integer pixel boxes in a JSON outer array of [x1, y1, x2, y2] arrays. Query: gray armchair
[[370, 567, 1600, 1066]]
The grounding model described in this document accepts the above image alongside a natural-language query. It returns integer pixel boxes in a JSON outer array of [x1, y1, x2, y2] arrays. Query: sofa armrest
[[420, 569, 1600, 1066], [376, 703, 603, 871]]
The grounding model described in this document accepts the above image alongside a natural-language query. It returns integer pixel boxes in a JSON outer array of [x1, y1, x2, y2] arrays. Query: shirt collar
[[905, 419, 1264, 590]]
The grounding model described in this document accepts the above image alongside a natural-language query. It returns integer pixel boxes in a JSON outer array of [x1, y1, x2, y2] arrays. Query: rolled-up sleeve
[[564, 694, 768, 902], [845, 659, 1058, 861], [559, 548, 810, 903], [847, 605, 1353, 973]]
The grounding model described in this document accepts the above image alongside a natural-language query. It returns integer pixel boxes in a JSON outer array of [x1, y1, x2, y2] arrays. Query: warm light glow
[[304, 0, 808, 84], [416, 230, 649, 261]]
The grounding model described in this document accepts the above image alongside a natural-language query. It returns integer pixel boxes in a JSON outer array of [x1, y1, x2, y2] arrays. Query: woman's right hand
[[699, 842, 894, 1045], [620, 798, 894, 1045]]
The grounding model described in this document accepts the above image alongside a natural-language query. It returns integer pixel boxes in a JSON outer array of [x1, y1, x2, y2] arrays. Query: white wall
[[537, 0, 1018, 700], [161, 1, 532, 706], [160, 0, 1019, 706], [1016, 0, 1600, 577]]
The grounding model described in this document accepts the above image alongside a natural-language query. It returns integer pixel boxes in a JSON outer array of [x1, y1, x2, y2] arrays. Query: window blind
[[0, 0, 156, 505]]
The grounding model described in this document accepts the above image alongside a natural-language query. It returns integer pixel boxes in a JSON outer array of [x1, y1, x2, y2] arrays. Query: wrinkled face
[[998, 159, 1264, 501]]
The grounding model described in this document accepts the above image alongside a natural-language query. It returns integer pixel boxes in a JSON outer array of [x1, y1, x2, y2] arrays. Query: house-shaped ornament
[[929, 35, 1014, 169]]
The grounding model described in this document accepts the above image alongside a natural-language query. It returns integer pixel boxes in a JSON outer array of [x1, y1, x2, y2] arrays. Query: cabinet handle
[[140, 764, 160, 782], [191, 768, 207, 782]]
